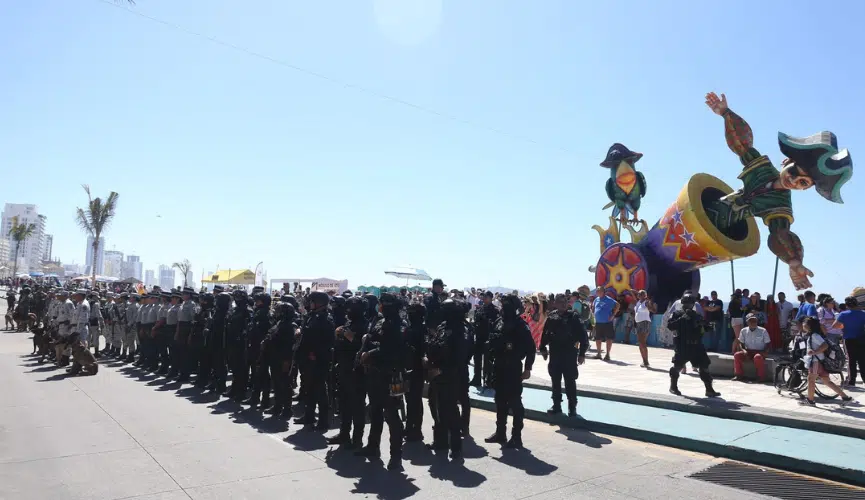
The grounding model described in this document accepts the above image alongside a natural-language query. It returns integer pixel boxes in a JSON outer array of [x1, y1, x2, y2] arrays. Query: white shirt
[[802, 333, 826, 367], [777, 300, 795, 328], [738, 326, 770, 350], [634, 300, 652, 322], [56, 299, 75, 337]]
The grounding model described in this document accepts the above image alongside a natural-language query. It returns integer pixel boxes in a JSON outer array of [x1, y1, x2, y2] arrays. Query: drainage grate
[[687, 461, 864, 499]]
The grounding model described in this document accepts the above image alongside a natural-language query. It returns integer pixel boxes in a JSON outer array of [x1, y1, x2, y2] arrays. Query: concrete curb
[[522, 381, 865, 441], [468, 396, 865, 488]]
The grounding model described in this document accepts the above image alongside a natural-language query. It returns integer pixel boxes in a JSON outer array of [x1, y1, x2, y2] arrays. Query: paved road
[[0, 331, 775, 500]]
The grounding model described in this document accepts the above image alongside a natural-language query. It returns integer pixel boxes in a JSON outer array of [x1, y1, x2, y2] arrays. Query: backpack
[[579, 300, 591, 324], [813, 333, 846, 373]]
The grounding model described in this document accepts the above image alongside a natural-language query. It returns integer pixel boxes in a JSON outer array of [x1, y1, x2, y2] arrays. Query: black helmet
[[346, 296, 366, 317], [215, 292, 232, 310], [330, 295, 346, 308], [680, 291, 699, 309], [280, 294, 299, 309], [232, 289, 248, 299], [379, 292, 402, 307], [200, 293, 214, 307], [256, 293, 272, 309], [500, 294, 520, 310], [282, 303, 297, 319], [441, 299, 465, 318], [308, 291, 329, 307]]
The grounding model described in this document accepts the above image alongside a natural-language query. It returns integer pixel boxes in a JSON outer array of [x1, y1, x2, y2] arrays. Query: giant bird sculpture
[[600, 143, 647, 223]]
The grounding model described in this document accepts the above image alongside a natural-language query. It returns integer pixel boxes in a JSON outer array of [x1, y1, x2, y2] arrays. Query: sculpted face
[[779, 159, 814, 191]]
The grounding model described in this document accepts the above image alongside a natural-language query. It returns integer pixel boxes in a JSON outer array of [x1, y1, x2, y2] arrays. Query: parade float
[[591, 93, 853, 312]]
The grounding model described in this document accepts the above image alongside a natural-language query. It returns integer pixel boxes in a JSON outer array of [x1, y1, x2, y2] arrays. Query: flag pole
[[771, 256, 780, 297], [730, 260, 736, 293]]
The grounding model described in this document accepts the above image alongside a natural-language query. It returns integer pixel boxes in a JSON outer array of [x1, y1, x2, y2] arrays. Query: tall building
[[63, 263, 82, 276], [0, 238, 10, 266], [42, 234, 53, 262], [103, 250, 124, 278], [121, 255, 143, 281], [1, 203, 47, 273], [144, 269, 156, 287], [84, 236, 105, 275], [158, 265, 176, 290]]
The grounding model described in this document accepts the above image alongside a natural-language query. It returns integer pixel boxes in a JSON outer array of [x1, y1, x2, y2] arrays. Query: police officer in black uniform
[[327, 296, 367, 447], [223, 290, 250, 399], [264, 302, 296, 419], [403, 302, 426, 442], [355, 292, 406, 471], [192, 292, 215, 388], [424, 279, 446, 334], [208, 291, 232, 392], [539, 293, 589, 417], [424, 298, 470, 460], [243, 292, 274, 409], [470, 291, 498, 388], [485, 294, 535, 448], [667, 291, 721, 398], [296, 291, 334, 430]]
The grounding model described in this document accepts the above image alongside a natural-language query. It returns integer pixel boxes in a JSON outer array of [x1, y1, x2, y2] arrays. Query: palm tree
[[7, 216, 36, 280], [76, 185, 119, 287], [172, 259, 192, 287]]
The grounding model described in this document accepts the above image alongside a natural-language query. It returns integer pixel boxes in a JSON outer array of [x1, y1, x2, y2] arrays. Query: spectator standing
[[704, 291, 724, 352], [728, 290, 745, 345], [634, 290, 656, 367], [592, 286, 619, 361], [833, 297, 865, 386], [776, 292, 796, 347], [765, 295, 783, 350], [818, 297, 843, 343]]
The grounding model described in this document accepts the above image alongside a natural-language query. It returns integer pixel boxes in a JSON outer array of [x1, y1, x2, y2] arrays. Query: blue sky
[[1, 0, 863, 297]]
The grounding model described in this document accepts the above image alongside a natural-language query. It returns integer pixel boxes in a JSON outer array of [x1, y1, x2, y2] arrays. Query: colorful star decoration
[[595, 244, 647, 293], [658, 203, 713, 267]]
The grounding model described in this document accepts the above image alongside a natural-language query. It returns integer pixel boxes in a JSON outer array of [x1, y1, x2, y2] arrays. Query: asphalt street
[[0, 330, 777, 500]]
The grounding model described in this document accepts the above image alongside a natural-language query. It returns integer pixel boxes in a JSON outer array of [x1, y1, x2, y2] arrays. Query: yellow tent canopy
[[202, 269, 256, 285]]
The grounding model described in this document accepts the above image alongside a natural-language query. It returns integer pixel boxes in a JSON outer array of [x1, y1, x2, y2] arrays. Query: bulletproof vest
[[544, 310, 579, 351], [670, 310, 703, 345]]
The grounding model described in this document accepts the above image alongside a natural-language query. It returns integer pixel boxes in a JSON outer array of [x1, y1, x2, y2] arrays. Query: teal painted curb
[[468, 395, 865, 488], [522, 381, 865, 441]]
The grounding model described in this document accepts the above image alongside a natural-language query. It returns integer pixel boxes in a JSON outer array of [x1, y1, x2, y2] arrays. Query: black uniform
[[296, 293, 335, 428], [225, 294, 251, 399], [355, 293, 406, 470], [192, 294, 214, 388], [471, 300, 498, 387], [425, 299, 470, 457], [486, 296, 535, 446], [539, 305, 589, 415], [404, 303, 426, 441], [263, 304, 296, 418], [244, 294, 273, 408], [328, 297, 367, 446], [667, 292, 720, 397], [207, 293, 231, 391]]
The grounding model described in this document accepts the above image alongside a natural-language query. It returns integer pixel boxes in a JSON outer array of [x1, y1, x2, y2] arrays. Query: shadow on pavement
[[402, 441, 435, 466], [683, 394, 751, 411], [428, 453, 486, 488], [325, 448, 420, 500], [493, 447, 558, 476], [284, 428, 328, 451], [555, 426, 612, 448]]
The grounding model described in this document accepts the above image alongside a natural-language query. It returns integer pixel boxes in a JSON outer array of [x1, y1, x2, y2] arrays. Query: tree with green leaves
[[76, 185, 119, 287], [7, 216, 37, 280], [172, 259, 192, 287]]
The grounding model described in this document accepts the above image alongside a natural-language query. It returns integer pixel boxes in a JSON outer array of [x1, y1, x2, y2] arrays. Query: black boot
[[166, 368, 178, 379], [669, 367, 682, 395], [546, 404, 562, 415], [699, 369, 721, 398], [354, 445, 380, 458], [278, 406, 293, 420], [484, 431, 507, 444], [242, 393, 261, 407], [387, 455, 403, 472], [259, 396, 272, 412], [505, 433, 523, 449], [568, 401, 577, 418], [266, 404, 282, 415], [326, 433, 351, 445]]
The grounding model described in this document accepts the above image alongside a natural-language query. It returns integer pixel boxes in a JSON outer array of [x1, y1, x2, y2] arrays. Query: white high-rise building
[[42, 234, 53, 262], [158, 265, 176, 290], [1, 203, 47, 273], [144, 269, 156, 287], [121, 255, 143, 281], [0, 238, 10, 266], [103, 250, 124, 278], [63, 263, 82, 276], [84, 236, 105, 275]]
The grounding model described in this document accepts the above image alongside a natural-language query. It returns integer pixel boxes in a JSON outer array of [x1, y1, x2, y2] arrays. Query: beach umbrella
[[384, 266, 432, 284]]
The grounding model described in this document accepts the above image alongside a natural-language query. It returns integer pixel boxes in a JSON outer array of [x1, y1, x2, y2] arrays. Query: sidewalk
[[517, 343, 865, 437]]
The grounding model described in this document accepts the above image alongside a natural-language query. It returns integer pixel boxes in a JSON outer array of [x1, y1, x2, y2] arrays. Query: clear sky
[[1, 0, 863, 297]]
